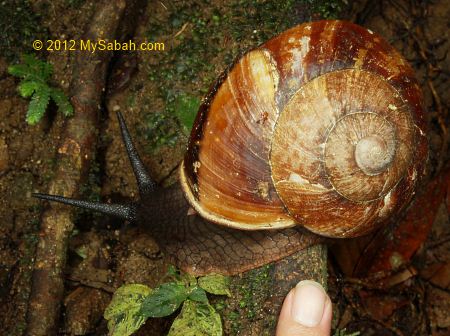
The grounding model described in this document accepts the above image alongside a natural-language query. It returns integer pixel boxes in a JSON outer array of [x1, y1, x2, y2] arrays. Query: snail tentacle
[[32, 193, 136, 221], [117, 111, 156, 196], [31, 112, 153, 222]]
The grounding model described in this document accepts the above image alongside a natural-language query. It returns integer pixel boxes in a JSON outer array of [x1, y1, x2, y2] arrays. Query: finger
[[276, 280, 332, 336]]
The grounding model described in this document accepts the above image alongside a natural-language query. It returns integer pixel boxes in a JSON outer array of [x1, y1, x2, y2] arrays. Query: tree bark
[[223, 244, 328, 335]]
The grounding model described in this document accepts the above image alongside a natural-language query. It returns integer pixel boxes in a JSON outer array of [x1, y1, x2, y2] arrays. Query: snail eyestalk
[[32, 193, 136, 221], [116, 111, 156, 196], [32, 113, 153, 222]]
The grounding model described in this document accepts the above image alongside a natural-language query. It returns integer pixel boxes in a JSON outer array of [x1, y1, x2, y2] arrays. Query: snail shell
[[180, 20, 427, 238]]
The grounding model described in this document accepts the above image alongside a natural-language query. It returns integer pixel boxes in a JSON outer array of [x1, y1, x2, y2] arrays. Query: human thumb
[[276, 280, 332, 336]]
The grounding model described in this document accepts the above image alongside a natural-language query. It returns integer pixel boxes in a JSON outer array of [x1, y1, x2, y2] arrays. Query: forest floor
[[0, 0, 448, 335]]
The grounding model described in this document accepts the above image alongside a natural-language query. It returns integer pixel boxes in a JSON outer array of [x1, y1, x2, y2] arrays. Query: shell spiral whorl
[[354, 132, 395, 176], [181, 20, 427, 238], [270, 68, 417, 237]]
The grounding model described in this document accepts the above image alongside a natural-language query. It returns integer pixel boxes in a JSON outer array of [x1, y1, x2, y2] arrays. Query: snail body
[[35, 20, 427, 275]]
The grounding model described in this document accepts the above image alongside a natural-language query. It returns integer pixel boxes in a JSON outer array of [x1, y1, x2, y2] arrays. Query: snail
[[34, 20, 428, 276]]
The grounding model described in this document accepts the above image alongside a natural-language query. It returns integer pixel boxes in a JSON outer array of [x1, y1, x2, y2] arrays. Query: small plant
[[8, 54, 73, 125], [139, 92, 200, 151], [169, 92, 201, 133], [104, 266, 231, 336]]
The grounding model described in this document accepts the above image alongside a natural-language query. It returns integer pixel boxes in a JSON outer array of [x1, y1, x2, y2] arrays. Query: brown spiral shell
[[180, 20, 428, 238]]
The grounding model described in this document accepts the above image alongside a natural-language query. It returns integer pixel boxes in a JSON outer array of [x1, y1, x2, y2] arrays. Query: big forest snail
[[34, 20, 428, 276]]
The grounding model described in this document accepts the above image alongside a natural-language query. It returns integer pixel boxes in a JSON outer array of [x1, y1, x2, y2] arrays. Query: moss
[[9, 229, 38, 335], [15, 322, 26, 334], [126, 92, 137, 109], [213, 299, 226, 312], [72, 157, 104, 225], [303, 0, 345, 19], [0, 0, 48, 61], [83, 158, 102, 203], [143, 0, 315, 150], [238, 264, 273, 318], [138, 112, 180, 150], [223, 263, 275, 334], [227, 310, 241, 335], [142, 0, 344, 149], [65, 0, 86, 8]]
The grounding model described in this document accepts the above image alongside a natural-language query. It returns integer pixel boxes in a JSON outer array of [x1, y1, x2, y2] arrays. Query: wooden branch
[[26, 1, 126, 335]]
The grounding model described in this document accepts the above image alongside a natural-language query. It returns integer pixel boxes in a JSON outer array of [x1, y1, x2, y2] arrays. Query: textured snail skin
[[34, 20, 427, 276], [182, 20, 427, 238], [137, 183, 319, 275]]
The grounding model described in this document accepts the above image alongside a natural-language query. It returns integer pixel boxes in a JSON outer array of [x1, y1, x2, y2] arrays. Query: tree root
[[26, 1, 126, 335], [223, 244, 328, 335]]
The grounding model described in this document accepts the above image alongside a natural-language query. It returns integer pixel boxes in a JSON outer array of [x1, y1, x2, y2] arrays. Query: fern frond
[[9, 53, 73, 125], [40, 63, 53, 81], [18, 81, 40, 97], [23, 54, 53, 81], [8, 54, 53, 82], [8, 64, 35, 79], [27, 87, 51, 125], [51, 88, 74, 117]]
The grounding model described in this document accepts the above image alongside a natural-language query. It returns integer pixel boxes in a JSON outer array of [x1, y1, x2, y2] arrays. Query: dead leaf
[[355, 169, 450, 276], [421, 262, 450, 289]]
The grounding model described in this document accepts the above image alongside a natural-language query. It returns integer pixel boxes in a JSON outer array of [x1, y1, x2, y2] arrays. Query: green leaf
[[51, 88, 73, 117], [167, 265, 180, 278], [27, 87, 50, 125], [188, 286, 208, 303], [181, 272, 198, 287], [140, 282, 187, 318], [18, 81, 39, 97], [104, 284, 152, 336], [168, 300, 222, 336], [171, 93, 200, 131], [74, 245, 88, 259], [198, 274, 231, 297]]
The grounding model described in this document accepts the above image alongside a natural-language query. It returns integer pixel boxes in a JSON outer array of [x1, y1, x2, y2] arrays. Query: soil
[[0, 0, 448, 335]]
